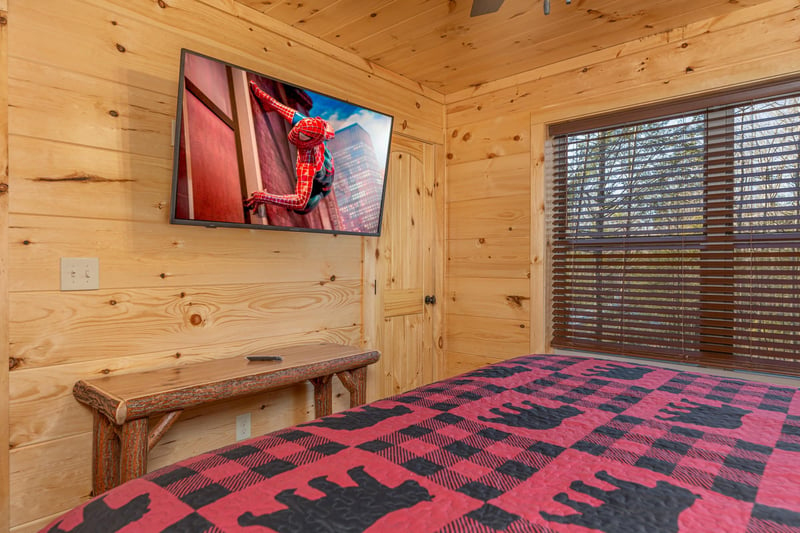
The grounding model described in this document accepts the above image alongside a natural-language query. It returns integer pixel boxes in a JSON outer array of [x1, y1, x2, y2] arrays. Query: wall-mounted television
[[170, 49, 394, 236]]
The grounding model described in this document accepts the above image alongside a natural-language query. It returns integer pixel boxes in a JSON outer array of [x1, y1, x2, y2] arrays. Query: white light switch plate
[[60, 258, 100, 291]]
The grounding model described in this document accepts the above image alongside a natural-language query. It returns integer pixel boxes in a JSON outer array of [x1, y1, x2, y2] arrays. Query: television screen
[[170, 49, 394, 236]]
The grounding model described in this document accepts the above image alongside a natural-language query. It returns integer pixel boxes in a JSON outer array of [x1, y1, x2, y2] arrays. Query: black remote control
[[246, 355, 283, 362]]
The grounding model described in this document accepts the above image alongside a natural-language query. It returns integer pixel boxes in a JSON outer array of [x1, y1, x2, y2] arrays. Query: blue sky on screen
[[307, 91, 393, 172]]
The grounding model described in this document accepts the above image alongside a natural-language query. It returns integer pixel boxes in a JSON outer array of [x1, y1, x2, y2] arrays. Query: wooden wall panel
[[10, 137, 171, 223], [447, 237, 530, 280], [14, 0, 443, 144], [446, 114, 530, 164], [9, 59, 174, 160], [443, 0, 800, 377], [445, 110, 533, 370], [5, 0, 443, 529], [446, 315, 530, 358], [1, 2, 10, 529], [8, 215, 360, 293], [444, 351, 508, 379], [447, 152, 530, 203], [447, 277, 530, 322], [447, 196, 530, 241], [9, 433, 93, 529], [11, 280, 361, 369]]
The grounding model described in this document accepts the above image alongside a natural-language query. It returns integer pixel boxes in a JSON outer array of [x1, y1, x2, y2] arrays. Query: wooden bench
[[73, 343, 380, 495]]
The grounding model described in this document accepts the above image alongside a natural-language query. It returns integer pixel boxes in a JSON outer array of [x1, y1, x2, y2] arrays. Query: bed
[[43, 353, 800, 532]]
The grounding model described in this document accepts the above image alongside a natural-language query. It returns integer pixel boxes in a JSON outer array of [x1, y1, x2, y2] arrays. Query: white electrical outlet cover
[[236, 413, 251, 441]]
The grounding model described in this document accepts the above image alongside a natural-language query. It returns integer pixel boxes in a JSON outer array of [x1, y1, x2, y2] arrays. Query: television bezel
[[169, 48, 394, 237]]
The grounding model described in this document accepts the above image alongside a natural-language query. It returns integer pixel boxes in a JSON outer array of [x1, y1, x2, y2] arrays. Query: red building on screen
[[328, 124, 385, 233]]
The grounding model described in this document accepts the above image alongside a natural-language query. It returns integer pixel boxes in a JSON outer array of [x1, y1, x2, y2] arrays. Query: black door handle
[[424, 295, 437, 305]]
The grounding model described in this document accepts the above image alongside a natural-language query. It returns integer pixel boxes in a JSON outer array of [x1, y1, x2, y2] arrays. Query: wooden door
[[363, 135, 444, 400]]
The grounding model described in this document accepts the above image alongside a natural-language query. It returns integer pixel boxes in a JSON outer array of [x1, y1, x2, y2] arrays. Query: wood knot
[[160, 273, 166, 279], [446, 153, 454, 160], [116, 43, 126, 53], [478, 238, 485, 244], [101, 368, 111, 375], [513, 135, 521, 141], [9, 357, 21, 371], [506, 295, 529, 309], [22, 240, 31, 245], [462, 132, 471, 141], [175, 352, 181, 358], [190, 314, 203, 326], [109, 110, 119, 117], [157, 0, 167, 7], [109, 299, 117, 306], [401, 120, 408, 130], [0, 16, 7, 26], [685, 66, 694, 73], [180, 292, 186, 298], [0, 183, 8, 194], [329, 275, 336, 281], [681, 42, 689, 48]]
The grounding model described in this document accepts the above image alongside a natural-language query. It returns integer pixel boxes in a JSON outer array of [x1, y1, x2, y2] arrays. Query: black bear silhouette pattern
[[478, 401, 583, 430], [301, 405, 412, 431], [238, 466, 432, 532], [541, 470, 700, 533], [46, 493, 150, 533], [656, 398, 751, 429], [584, 363, 655, 380], [467, 365, 532, 379]]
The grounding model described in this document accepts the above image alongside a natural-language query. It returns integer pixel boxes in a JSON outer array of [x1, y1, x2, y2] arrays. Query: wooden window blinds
[[549, 78, 800, 376]]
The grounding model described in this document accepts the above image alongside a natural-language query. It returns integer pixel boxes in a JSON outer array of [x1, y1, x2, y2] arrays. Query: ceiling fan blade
[[470, 0, 505, 17]]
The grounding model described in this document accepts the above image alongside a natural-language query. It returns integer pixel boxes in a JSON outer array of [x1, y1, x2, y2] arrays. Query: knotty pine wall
[[444, 0, 800, 376], [3, 0, 443, 530]]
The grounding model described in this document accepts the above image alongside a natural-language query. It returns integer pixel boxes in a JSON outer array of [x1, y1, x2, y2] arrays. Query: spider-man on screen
[[244, 80, 335, 215]]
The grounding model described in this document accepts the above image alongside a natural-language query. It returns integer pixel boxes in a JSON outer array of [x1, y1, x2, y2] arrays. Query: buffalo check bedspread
[[44, 354, 800, 532]]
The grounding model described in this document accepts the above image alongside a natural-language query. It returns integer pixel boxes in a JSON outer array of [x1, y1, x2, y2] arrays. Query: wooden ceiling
[[238, 0, 776, 94]]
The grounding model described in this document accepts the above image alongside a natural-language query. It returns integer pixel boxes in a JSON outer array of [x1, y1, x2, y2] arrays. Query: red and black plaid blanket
[[44, 354, 800, 532]]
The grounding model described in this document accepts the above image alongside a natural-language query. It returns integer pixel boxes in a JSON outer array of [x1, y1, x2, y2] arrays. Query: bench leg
[[311, 375, 333, 418], [92, 411, 120, 496], [337, 366, 368, 408], [120, 418, 149, 484]]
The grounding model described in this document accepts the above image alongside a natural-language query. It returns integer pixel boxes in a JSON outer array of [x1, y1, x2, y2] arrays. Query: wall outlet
[[235, 413, 251, 442], [60, 258, 100, 291]]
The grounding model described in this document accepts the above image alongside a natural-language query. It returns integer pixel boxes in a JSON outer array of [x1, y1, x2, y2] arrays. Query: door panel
[[364, 135, 441, 399]]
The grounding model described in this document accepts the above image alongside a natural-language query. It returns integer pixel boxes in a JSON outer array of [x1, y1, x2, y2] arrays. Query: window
[[549, 79, 800, 375]]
